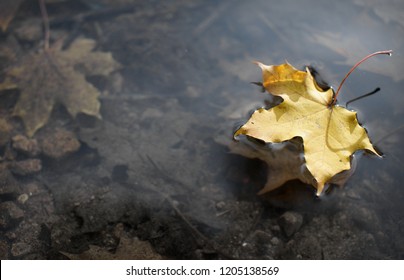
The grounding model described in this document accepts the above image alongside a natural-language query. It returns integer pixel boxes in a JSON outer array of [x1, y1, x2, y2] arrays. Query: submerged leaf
[[235, 62, 380, 195], [0, 38, 120, 136]]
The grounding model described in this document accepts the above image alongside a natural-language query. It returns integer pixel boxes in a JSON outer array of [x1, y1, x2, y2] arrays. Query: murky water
[[1, 0, 403, 259]]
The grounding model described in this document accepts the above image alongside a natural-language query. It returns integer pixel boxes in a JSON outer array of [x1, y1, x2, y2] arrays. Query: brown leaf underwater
[[0, 38, 121, 137]]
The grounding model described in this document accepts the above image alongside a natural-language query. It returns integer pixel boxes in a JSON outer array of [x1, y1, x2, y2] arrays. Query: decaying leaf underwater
[[0, 38, 120, 137], [0, 0, 121, 137]]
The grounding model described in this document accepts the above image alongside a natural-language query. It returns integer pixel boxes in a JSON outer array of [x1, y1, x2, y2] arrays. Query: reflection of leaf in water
[[235, 62, 380, 195], [309, 31, 403, 81], [0, 38, 120, 136], [0, 0, 23, 32]]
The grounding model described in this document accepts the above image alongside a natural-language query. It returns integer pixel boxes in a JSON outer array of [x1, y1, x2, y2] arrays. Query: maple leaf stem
[[39, 0, 50, 51], [333, 50, 392, 105]]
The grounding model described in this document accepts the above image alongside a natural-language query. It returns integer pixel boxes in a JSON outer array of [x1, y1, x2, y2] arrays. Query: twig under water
[[38, 0, 50, 51]]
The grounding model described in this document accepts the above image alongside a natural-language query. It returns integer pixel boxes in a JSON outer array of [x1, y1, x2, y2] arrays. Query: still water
[[0, 0, 403, 259]]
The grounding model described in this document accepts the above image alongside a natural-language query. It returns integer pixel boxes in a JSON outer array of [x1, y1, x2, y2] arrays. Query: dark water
[[1, 0, 404, 259]]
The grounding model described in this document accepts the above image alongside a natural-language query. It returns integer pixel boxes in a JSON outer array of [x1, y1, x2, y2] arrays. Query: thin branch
[[39, 0, 50, 50], [375, 123, 404, 145], [140, 156, 235, 259]]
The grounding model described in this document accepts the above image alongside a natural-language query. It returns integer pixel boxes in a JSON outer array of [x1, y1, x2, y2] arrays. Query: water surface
[[1, 0, 403, 259]]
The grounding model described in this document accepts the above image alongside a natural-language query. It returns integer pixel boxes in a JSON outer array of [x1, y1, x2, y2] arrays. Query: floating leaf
[[0, 38, 120, 136], [235, 62, 380, 195]]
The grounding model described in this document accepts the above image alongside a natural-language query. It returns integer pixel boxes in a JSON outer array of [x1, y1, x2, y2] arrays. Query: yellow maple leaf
[[235, 62, 381, 195]]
